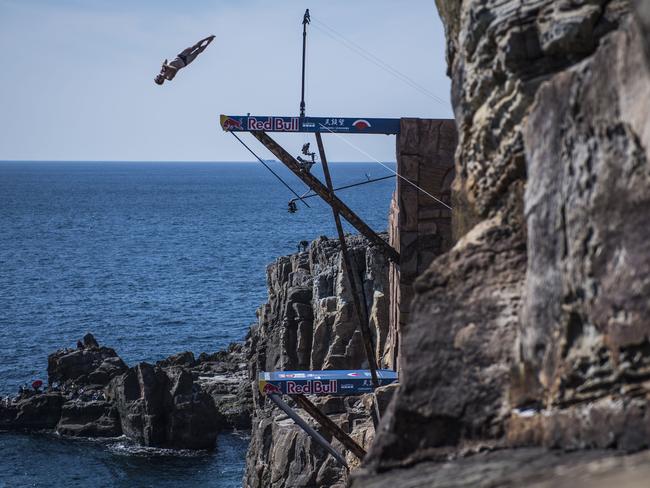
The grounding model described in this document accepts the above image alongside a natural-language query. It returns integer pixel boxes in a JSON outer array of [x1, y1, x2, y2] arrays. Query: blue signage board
[[259, 369, 398, 396], [220, 114, 400, 135]]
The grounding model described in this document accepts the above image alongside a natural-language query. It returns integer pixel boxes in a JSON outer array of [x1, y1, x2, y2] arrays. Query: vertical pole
[[315, 133, 380, 389], [300, 9, 310, 118]]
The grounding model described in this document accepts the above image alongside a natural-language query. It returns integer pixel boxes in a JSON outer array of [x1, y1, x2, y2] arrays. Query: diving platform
[[259, 369, 398, 396], [220, 114, 401, 135], [259, 369, 399, 466]]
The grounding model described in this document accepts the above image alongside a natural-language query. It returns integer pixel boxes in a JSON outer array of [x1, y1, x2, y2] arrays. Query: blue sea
[[0, 161, 395, 487]]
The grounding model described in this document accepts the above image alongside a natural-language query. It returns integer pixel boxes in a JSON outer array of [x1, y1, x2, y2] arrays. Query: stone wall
[[387, 118, 456, 369]]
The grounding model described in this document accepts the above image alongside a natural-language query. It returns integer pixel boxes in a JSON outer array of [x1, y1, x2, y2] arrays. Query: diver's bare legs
[[180, 35, 215, 65]]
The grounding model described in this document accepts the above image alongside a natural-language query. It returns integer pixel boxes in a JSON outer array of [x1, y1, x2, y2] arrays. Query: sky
[[0, 0, 452, 162]]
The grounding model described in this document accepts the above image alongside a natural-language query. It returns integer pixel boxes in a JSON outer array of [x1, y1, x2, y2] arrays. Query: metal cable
[[312, 19, 449, 107], [228, 131, 310, 208], [290, 174, 395, 203], [317, 124, 453, 210]]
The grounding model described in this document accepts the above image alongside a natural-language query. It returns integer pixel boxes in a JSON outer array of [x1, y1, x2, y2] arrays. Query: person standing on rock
[[154, 35, 215, 85]]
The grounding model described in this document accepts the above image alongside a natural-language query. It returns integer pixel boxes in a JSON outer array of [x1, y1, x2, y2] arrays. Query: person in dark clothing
[[297, 142, 317, 172]]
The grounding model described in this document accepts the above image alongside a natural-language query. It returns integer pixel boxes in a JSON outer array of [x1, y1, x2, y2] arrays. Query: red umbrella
[[32, 380, 43, 390]]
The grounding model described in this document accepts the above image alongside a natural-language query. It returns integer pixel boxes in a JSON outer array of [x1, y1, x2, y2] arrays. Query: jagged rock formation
[[0, 334, 252, 450], [349, 0, 650, 484], [250, 234, 390, 376], [244, 235, 391, 488], [48, 334, 128, 390]]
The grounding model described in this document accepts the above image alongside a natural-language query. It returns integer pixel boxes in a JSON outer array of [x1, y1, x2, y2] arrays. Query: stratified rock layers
[[363, 0, 650, 475], [245, 236, 390, 488], [514, 10, 650, 450]]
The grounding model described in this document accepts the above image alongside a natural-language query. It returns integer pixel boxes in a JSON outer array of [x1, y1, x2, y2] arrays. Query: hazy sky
[[0, 0, 451, 162]]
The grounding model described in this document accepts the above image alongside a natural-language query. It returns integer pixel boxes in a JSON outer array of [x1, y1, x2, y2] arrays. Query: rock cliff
[[352, 0, 650, 484], [244, 235, 392, 488]]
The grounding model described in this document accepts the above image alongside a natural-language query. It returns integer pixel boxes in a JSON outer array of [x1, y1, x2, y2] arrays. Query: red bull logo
[[262, 383, 281, 395], [221, 117, 243, 131], [286, 380, 338, 394]]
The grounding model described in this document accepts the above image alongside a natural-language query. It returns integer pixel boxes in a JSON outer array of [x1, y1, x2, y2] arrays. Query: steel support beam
[[293, 393, 366, 461], [250, 130, 399, 263], [268, 393, 348, 468]]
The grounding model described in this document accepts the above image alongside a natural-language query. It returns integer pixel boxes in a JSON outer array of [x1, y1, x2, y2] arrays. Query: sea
[[0, 161, 395, 487]]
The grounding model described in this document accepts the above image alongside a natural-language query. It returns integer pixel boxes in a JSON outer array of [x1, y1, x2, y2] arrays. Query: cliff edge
[[352, 0, 650, 485]]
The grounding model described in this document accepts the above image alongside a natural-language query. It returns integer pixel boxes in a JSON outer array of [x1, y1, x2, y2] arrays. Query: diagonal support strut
[[250, 130, 400, 263], [293, 393, 367, 461]]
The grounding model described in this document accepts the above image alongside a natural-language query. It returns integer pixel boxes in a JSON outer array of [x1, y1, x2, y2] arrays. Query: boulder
[[106, 362, 220, 450]]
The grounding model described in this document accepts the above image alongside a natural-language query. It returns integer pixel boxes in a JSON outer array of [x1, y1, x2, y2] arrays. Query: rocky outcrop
[[0, 334, 252, 451], [245, 235, 391, 488], [105, 362, 220, 449], [47, 334, 128, 389], [351, 0, 650, 485], [250, 234, 390, 376]]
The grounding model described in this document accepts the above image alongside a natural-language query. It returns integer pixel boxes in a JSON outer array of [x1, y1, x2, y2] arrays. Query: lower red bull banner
[[220, 114, 401, 135], [259, 369, 398, 396]]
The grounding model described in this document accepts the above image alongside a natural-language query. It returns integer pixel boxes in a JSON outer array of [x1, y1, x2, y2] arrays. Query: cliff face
[[361, 0, 650, 474], [244, 235, 391, 488]]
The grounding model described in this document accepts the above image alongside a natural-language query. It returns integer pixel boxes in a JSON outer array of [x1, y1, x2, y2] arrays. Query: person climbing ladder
[[155, 35, 215, 85]]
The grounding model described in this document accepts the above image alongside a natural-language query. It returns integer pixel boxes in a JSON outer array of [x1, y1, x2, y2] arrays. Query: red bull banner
[[220, 114, 401, 135], [258, 369, 398, 396]]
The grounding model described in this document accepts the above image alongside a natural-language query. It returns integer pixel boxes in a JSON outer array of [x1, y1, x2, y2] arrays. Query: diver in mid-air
[[155, 35, 215, 85]]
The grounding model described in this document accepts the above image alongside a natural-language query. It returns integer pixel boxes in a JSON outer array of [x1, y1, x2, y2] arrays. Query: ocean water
[[0, 161, 395, 487]]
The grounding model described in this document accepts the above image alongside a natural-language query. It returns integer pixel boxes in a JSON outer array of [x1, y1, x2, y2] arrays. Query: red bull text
[[247, 117, 300, 132], [286, 380, 338, 394]]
